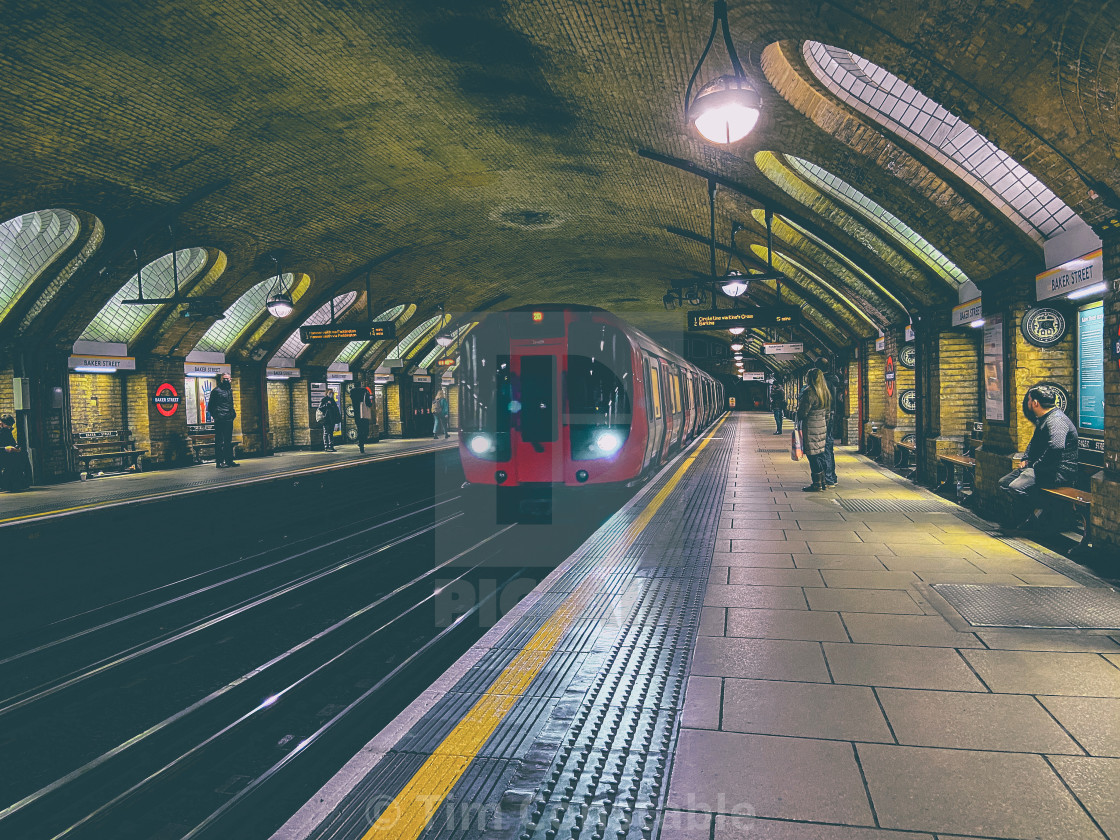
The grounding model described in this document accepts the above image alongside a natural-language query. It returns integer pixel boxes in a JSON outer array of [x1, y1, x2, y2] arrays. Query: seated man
[[998, 386, 1078, 530]]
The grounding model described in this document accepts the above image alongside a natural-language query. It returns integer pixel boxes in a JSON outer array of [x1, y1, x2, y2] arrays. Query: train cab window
[[567, 321, 634, 459], [460, 324, 511, 431]]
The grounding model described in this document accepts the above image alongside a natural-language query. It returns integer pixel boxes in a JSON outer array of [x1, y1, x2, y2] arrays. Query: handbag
[[790, 429, 803, 461], [315, 406, 327, 423]]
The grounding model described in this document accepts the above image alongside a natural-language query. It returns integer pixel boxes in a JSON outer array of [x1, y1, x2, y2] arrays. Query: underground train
[[458, 305, 724, 488]]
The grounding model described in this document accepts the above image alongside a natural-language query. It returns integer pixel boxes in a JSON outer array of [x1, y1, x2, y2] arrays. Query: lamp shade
[[689, 75, 761, 144], [721, 270, 749, 297], [266, 291, 294, 318], [435, 334, 453, 348], [728, 326, 745, 336], [730, 342, 743, 351]]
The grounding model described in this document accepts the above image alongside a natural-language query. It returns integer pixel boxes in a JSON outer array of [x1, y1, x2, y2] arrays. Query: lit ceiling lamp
[[728, 326, 745, 335], [730, 342, 743, 351], [435, 304, 455, 347], [265, 255, 293, 318], [721, 270, 749, 297], [685, 1, 761, 145]]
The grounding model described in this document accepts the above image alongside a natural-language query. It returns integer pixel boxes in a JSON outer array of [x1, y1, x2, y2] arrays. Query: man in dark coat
[[998, 386, 1078, 529], [349, 380, 372, 454], [207, 373, 238, 468], [318, 390, 342, 451], [769, 383, 786, 434], [1, 414, 28, 491]]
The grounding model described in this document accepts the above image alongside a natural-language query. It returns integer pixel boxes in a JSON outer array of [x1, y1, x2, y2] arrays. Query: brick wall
[[386, 382, 402, 436], [267, 381, 294, 449], [845, 358, 860, 444], [864, 338, 886, 444], [128, 358, 194, 467], [0, 369, 12, 418], [291, 379, 312, 447], [232, 364, 265, 456], [447, 383, 459, 431], [924, 329, 981, 475], [69, 372, 124, 434]]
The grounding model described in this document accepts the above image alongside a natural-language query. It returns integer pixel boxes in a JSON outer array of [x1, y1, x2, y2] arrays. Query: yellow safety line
[[0, 445, 449, 526], [361, 415, 728, 840]]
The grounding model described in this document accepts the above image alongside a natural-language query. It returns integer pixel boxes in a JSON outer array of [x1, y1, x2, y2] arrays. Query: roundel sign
[[152, 382, 181, 417], [885, 355, 896, 398], [899, 389, 917, 414], [899, 345, 916, 369], [1020, 307, 1068, 348]]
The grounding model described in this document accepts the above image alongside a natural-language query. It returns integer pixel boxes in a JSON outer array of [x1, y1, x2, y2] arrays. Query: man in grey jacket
[[998, 386, 1078, 530]]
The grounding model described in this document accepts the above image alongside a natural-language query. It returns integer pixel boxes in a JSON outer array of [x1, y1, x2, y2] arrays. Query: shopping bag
[[790, 429, 803, 461]]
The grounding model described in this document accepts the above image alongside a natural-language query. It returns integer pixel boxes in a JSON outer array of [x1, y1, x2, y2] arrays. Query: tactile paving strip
[[304, 424, 734, 840], [932, 584, 1120, 629], [837, 498, 955, 513]]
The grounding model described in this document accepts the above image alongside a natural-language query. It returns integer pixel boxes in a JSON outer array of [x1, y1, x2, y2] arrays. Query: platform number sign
[[152, 382, 181, 417]]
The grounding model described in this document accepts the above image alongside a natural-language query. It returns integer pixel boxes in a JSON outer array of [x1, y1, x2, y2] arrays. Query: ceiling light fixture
[[685, 1, 761, 145], [265, 255, 294, 318], [721, 270, 749, 297]]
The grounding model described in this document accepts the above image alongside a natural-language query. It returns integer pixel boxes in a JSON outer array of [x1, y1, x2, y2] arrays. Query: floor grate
[[838, 498, 955, 513], [932, 584, 1120, 629]]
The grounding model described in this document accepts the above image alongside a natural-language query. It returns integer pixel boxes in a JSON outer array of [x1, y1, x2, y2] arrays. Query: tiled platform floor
[[665, 414, 1120, 840]]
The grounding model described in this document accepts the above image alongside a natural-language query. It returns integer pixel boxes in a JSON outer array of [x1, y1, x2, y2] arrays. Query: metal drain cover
[[838, 498, 955, 513], [932, 584, 1120, 629]]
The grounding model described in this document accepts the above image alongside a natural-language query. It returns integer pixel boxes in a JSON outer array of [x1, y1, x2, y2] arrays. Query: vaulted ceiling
[[1, 0, 1116, 373]]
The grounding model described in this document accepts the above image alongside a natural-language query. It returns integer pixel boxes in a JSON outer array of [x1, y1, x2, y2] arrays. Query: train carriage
[[458, 305, 724, 488]]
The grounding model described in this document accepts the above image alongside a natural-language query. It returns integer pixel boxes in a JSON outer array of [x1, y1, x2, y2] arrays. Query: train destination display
[[300, 321, 396, 342], [687, 305, 799, 331]]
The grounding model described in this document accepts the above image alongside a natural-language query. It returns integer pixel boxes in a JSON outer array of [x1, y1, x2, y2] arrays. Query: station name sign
[[952, 297, 983, 327], [68, 355, 137, 371], [299, 321, 396, 342], [1036, 249, 1103, 301], [687, 306, 798, 331]]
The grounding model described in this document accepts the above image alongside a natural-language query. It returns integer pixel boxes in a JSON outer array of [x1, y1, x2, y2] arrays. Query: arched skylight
[[331, 304, 409, 365], [195, 274, 297, 353], [387, 315, 446, 361], [803, 41, 1081, 242], [270, 291, 359, 363], [80, 248, 209, 344], [785, 156, 968, 287], [418, 322, 477, 369], [0, 209, 80, 323]]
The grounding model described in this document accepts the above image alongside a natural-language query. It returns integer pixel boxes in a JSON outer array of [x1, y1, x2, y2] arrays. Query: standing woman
[[797, 368, 832, 492], [318, 390, 342, 452]]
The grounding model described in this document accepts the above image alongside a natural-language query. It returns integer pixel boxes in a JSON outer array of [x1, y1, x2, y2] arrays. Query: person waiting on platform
[[433, 389, 450, 439], [349, 380, 372, 454], [1, 414, 28, 491], [814, 357, 840, 487], [207, 374, 238, 468], [769, 381, 786, 435], [318, 390, 342, 452], [998, 386, 1078, 531], [796, 368, 832, 492]]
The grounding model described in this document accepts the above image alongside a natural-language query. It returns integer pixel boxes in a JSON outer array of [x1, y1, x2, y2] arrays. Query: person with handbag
[[349, 380, 372, 454], [796, 368, 832, 492], [317, 390, 342, 452]]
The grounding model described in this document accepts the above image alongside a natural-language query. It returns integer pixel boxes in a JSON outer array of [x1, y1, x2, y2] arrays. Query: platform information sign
[[1078, 301, 1104, 431], [687, 306, 798, 331], [299, 321, 396, 342], [763, 342, 804, 355]]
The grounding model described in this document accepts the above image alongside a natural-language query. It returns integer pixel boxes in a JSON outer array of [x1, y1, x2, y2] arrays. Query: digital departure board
[[299, 321, 396, 342], [687, 306, 799, 331]]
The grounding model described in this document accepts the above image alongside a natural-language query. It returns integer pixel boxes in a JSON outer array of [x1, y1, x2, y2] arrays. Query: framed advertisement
[[983, 313, 1006, 422], [1077, 301, 1104, 432]]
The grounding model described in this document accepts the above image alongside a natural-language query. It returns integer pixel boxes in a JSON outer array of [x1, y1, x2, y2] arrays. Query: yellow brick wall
[[69, 372, 124, 433], [267, 381, 294, 449], [387, 383, 402, 436]]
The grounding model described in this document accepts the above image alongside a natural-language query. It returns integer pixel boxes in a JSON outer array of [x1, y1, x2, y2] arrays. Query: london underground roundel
[[885, 356, 896, 398], [152, 382, 181, 417]]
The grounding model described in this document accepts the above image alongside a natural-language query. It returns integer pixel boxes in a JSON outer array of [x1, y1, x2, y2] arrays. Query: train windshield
[[567, 321, 632, 460], [459, 319, 511, 434]]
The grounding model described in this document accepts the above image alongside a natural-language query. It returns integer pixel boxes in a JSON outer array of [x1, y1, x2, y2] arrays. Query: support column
[[1091, 230, 1120, 551], [126, 356, 192, 469], [881, 330, 915, 464], [231, 363, 267, 457], [925, 326, 980, 478], [290, 378, 313, 448], [864, 338, 886, 448]]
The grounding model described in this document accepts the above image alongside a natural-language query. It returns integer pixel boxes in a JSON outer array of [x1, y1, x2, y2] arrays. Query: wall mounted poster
[[983, 314, 1006, 421], [1078, 301, 1104, 431]]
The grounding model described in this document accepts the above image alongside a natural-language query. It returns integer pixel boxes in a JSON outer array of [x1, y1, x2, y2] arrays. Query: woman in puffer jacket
[[796, 368, 832, 492]]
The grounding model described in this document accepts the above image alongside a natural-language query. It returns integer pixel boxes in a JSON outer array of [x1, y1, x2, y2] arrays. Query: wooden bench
[[73, 431, 145, 480], [937, 453, 977, 505], [1042, 486, 1096, 555]]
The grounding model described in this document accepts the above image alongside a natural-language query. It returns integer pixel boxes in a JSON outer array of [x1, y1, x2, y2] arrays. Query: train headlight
[[594, 430, 622, 455], [468, 434, 496, 455]]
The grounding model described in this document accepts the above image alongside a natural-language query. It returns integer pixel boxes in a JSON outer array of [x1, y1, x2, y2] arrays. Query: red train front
[[458, 305, 722, 488]]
